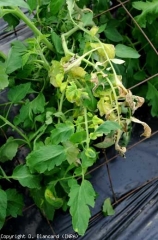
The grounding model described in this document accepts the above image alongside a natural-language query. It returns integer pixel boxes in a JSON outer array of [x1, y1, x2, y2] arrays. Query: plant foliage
[[0, 0, 152, 235]]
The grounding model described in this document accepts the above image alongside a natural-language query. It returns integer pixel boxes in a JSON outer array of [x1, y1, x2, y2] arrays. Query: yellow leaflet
[[69, 66, 86, 78], [90, 42, 115, 61]]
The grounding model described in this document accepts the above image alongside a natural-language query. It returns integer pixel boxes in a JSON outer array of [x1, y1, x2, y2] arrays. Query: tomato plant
[[0, 0, 152, 235]]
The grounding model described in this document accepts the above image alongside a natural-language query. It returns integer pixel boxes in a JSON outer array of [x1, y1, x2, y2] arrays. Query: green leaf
[[115, 44, 140, 59], [95, 121, 120, 135], [27, 0, 37, 11], [0, 0, 30, 9], [70, 131, 87, 144], [5, 41, 27, 74], [134, 71, 146, 81], [8, 83, 33, 103], [50, 0, 65, 15], [12, 165, 41, 188], [146, 82, 158, 117], [81, 12, 94, 27], [45, 188, 63, 209], [6, 189, 24, 217], [63, 141, 80, 165], [103, 198, 115, 216], [26, 145, 66, 173], [104, 28, 123, 42], [0, 137, 18, 162], [83, 83, 97, 111], [81, 150, 96, 168], [0, 189, 7, 229], [51, 31, 64, 54], [50, 122, 74, 144], [30, 93, 45, 114], [14, 100, 31, 126], [68, 179, 96, 236], [85, 148, 96, 159], [30, 188, 55, 220], [0, 64, 9, 90], [3, 13, 20, 28], [90, 120, 120, 140], [133, 0, 158, 28]]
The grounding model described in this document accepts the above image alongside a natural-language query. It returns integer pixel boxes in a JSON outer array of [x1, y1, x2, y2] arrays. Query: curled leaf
[[133, 95, 145, 111], [121, 90, 145, 113], [131, 117, 151, 138], [115, 143, 126, 157]]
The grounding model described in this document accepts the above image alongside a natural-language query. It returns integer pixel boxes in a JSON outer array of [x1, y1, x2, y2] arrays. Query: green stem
[[4, 8, 54, 51], [0, 115, 31, 148], [67, 7, 127, 125], [84, 107, 90, 148], [29, 125, 47, 142], [0, 166, 11, 182], [58, 84, 67, 123], [61, 26, 79, 55], [36, 39, 50, 70]]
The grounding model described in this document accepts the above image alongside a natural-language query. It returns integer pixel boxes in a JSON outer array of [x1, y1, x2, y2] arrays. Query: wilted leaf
[[66, 82, 88, 106], [131, 117, 151, 138], [49, 60, 64, 87], [45, 188, 63, 209], [90, 42, 115, 65], [94, 137, 114, 148]]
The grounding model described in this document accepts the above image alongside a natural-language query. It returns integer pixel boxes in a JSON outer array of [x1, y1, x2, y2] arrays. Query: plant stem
[[0, 115, 31, 148], [58, 85, 67, 123], [61, 26, 79, 55], [84, 107, 90, 148], [3, 7, 54, 51]]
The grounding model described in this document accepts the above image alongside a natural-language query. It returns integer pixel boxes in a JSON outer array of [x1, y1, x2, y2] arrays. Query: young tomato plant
[[0, 0, 151, 236]]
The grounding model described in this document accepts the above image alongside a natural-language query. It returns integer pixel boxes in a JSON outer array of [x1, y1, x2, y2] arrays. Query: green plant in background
[[0, 0, 152, 236], [90, 0, 158, 116]]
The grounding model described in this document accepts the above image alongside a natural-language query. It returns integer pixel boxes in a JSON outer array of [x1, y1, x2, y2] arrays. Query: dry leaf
[[115, 143, 126, 157], [130, 117, 151, 138]]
